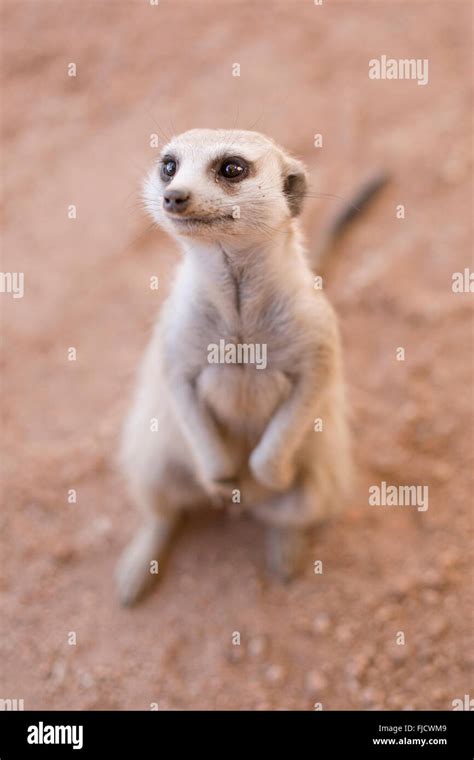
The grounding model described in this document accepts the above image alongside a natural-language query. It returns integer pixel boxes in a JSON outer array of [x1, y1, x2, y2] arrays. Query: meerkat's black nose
[[163, 188, 190, 213]]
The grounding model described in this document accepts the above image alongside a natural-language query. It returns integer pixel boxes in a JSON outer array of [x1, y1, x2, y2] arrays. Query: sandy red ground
[[1, 1, 472, 710]]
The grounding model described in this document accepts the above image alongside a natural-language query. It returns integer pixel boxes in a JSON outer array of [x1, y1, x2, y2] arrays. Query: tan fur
[[116, 129, 352, 605]]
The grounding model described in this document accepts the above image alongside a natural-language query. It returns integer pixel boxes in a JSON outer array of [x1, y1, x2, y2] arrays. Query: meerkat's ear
[[282, 157, 308, 217]]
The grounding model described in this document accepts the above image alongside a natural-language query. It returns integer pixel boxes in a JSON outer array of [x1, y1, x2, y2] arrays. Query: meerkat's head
[[143, 129, 308, 244]]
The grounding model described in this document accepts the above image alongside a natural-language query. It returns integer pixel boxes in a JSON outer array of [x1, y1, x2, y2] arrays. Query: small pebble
[[248, 635, 268, 660], [265, 664, 285, 684], [312, 612, 331, 634], [305, 669, 328, 694]]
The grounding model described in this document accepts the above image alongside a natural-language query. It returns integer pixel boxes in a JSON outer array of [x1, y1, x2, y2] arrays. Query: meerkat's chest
[[187, 301, 296, 433]]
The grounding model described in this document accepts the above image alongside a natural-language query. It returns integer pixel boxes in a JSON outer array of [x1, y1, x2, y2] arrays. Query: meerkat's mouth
[[168, 214, 234, 226]]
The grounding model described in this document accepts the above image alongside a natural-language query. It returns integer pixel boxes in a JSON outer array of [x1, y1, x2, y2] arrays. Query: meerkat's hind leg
[[265, 524, 309, 582], [116, 511, 180, 607]]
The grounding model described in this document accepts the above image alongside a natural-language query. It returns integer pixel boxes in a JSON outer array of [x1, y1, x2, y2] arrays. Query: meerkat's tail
[[311, 171, 389, 273]]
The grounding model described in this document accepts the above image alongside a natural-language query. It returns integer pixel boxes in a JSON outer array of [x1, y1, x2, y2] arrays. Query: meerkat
[[116, 128, 386, 606]]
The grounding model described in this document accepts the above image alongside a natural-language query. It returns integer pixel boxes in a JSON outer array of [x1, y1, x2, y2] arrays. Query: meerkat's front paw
[[249, 446, 295, 491], [196, 448, 238, 504]]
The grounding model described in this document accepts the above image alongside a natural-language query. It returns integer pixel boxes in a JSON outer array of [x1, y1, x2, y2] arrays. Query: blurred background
[[1, 0, 472, 709]]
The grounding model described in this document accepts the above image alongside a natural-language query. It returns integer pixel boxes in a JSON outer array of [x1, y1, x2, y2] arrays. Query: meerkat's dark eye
[[160, 158, 177, 181], [219, 158, 248, 181]]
